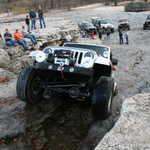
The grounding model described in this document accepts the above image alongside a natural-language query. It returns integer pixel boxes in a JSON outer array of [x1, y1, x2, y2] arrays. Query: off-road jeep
[[16, 43, 118, 120], [118, 18, 130, 31], [143, 15, 150, 30], [96, 19, 115, 33]]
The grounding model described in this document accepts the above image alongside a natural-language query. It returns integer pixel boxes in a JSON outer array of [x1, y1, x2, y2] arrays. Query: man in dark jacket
[[38, 5, 46, 28], [29, 8, 36, 30], [98, 29, 102, 40], [119, 29, 123, 44]]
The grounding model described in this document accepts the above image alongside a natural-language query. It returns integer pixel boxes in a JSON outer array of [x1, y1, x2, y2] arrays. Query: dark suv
[[143, 15, 150, 30], [78, 21, 97, 34]]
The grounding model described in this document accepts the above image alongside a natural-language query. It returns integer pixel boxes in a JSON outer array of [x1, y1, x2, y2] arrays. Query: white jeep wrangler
[[16, 43, 118, 120]]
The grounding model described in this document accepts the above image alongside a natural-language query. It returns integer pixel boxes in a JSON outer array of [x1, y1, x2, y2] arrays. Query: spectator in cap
[[14, 28, 28, 50], [29, 8, 37, 30], [4, 29, 17, 46], [20, 25, 37, 44], [25, 14, 30, 33]]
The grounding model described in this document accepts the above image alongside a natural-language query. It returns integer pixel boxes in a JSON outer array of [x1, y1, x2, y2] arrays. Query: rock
[[95, 93, 150, 150], [10, 55, 34, 74], [0, 68, 17, 98], [124, 2, 150, 12], [0, 49, 11, 69]]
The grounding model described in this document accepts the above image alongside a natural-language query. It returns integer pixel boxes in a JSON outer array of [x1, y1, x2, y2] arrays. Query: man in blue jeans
[[38, 5, 46, 28], [20, 25, 37, 44], [125, 29, 129, 44], [29, 8, 37, 30], [14, 28, 28, 50], [119, 29, 123, 44], [4, 29, 17, 46]]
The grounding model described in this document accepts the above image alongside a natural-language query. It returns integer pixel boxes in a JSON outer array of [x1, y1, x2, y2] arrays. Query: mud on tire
[[92, 76, 114, 120], [16, 66, 44, 103]]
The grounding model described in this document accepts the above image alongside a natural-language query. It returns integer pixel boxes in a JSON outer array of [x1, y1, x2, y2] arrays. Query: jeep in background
[[97, 19, 115, 33], [78, 21, 97, 35], [91, 17, 101, 26], [118, 18, 130, 31], [143, 15, 150, 30], [16, 43, 118, 120]]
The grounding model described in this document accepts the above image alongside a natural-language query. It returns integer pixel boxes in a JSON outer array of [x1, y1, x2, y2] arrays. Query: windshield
[[63, 44, 109, 58], [84, 23, 93, 27], [119, 19, 128, 22], [147, 16, 150, 20], [101, 20, 109, 24]]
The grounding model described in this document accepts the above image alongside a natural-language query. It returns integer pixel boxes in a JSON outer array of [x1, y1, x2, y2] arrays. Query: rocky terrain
[[0, 2, 150, 150], [124, 2, 150, 12]]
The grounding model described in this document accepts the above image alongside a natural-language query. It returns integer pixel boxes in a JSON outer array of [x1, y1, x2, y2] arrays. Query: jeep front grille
[[74, 52, 83, 64]]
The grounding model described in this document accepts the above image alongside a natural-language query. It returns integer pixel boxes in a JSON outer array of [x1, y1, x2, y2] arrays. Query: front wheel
[[143, 24, 146, 30], [111, 28, 115, 33], [16, 66, 44, 103], [92, 76, 114, 120]]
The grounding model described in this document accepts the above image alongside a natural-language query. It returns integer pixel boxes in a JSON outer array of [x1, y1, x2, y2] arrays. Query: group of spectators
[[81, 28, 129, 44], [3, 5, 47, 49], [4, 26, 37, 50], [26, 5, 46, 32]]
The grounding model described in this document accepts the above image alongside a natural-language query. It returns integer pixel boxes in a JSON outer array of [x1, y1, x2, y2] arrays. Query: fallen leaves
[[0, 76, 10, 83], [76, 142, 81, 146], [13, 138, 18, 142]]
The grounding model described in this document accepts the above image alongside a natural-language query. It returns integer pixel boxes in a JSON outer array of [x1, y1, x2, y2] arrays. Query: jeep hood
[[95, 57, 110, 66], [85, 27, 96, 30], [119, 22, 128, 24]]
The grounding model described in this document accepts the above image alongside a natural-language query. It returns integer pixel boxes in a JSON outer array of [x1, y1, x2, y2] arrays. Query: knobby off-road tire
[[16, 66, 44, 103], [92, 76, 114, 120]]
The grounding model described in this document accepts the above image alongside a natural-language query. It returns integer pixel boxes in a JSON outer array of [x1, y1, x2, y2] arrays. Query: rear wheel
[[16, 66, 44, 103], [92, 76, 114, 120]]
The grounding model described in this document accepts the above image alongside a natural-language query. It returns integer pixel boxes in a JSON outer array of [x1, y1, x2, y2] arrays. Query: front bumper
[[35, 62, 94, 82]]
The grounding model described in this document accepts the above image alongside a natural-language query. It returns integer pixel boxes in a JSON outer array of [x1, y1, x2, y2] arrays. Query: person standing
[[4, 29, 17, 46], [20, 25, 37, 44], [125, 29, 129, 44], [98, 29, 102, 40], [14, 28, 28, 50], [107, 28, 111, 42], [65, 32, 72, 43], [119, 29, 123, 44], [38, 5, 46, 28], [29, 8, 37, 30], [25, 14, 30, 33]]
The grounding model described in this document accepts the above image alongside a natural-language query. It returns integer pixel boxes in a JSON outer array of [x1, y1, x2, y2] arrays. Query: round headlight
[[103, 51, 109, 58], [43, 48, 52, 54], [82, 57, 94, 68], [36, 51, 46, 62], [84, 52, 94, 59]]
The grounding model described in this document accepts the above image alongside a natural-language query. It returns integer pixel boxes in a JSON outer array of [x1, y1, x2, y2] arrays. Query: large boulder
[[0, 49, 11, 69], [124, 2, 150, 12], [95, 93, 150, 150]]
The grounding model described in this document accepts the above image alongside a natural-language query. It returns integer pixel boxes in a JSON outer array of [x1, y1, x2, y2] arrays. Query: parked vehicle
[[78, 21, 97, 35], [118, 18, 130, 31], [143, 15, 150, 30]]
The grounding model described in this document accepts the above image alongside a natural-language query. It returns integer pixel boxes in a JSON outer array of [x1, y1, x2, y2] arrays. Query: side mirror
[[112, 58, 118, 65]]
